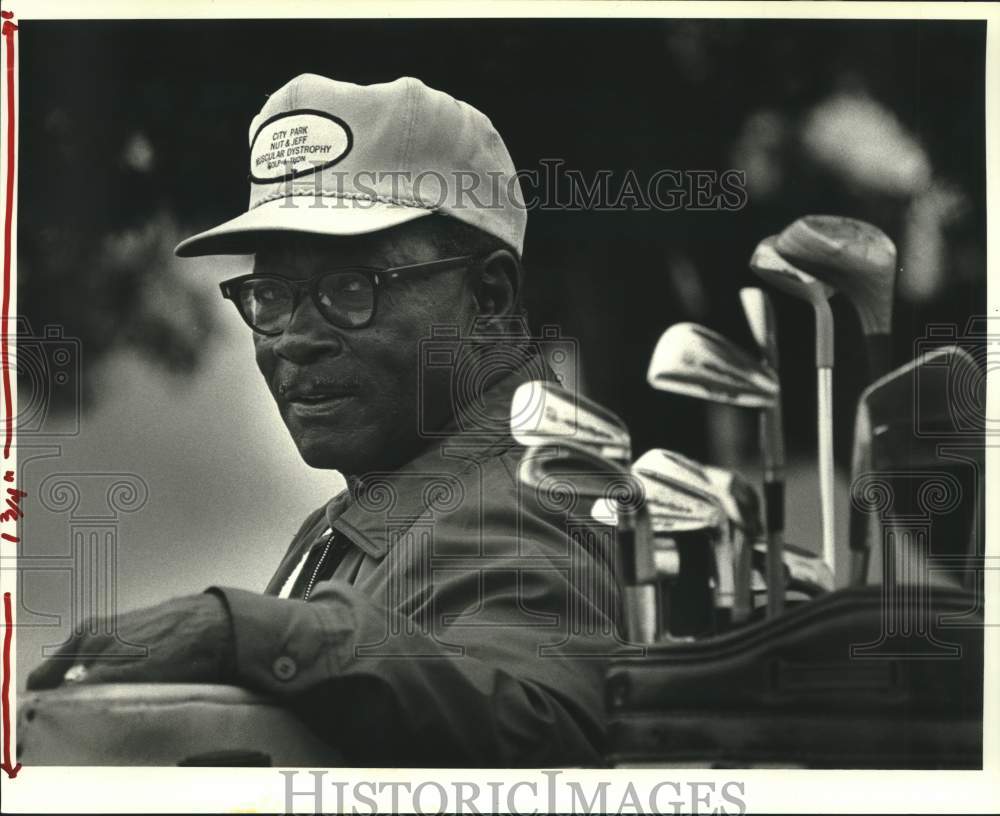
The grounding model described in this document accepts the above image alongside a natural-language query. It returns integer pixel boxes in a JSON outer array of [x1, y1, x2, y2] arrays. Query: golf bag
[[605, 585, 983, 768]]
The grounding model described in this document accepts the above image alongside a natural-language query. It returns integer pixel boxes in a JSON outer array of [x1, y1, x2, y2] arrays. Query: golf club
[[703, 464, 763, 623], [647, 323, 779, 408], [740, 286, 786, 617], [775, 215, 898, 381], [510, 380, 631, 467], [848, 345, 982, 587], [750, 235, 838, 581], [595, 450, 727, 637], [646, 324, 777, 621], [631, 449, 747, 625], [517, 439, 658, 644]]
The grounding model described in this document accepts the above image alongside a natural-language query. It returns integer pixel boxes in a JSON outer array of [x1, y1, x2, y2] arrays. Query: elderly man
[[28, 74, 621, 766]]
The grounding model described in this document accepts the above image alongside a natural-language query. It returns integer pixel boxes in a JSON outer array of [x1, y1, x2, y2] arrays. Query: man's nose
[[271, 295, 345, 363]]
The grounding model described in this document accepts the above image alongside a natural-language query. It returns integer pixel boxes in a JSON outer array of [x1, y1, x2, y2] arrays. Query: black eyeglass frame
[[219, 254, 477, 335]]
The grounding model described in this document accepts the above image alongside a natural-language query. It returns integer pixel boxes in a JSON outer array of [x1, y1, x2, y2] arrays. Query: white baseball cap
[[174, 74, 526, 257]]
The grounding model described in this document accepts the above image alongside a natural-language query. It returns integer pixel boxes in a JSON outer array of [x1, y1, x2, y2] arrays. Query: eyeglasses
[[219, 255, 476, 334]]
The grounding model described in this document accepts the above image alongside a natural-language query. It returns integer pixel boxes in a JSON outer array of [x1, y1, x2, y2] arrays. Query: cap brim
[[174, 197, 433, 257]]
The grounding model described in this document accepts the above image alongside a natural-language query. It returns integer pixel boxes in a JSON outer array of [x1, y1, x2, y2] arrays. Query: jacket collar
[[329, 349, 552, 559]]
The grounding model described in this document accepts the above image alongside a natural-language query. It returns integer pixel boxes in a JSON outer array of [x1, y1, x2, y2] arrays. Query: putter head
[[749, 235, 837, 308], [739, 287, 780, 370], [647, 323, 778, 408], [775, 215, 897, 337], [510, 381, 631, 467]]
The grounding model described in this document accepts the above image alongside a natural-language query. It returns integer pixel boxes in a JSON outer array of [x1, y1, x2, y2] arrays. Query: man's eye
[[255, 283, 282, 302], [327, 276, 363, 293]]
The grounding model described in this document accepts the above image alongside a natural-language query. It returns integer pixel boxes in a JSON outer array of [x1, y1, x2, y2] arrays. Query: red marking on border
[[1, 12, 17, 459], [1, 592, 19, 777], [1, 11, 21, 780]]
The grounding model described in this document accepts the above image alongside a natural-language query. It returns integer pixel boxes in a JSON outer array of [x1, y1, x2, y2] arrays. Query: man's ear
[[470, 249, 520, 318]]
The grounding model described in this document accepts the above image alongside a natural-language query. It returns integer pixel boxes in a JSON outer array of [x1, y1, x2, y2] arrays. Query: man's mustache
[[276, 374, 362, 399]]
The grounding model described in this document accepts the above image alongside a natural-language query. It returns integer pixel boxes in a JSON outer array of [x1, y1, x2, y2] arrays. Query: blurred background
[[14, 19, 985, 678]]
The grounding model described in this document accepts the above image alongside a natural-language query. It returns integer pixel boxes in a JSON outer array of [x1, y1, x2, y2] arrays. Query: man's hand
[[27, 593, 235, 690]]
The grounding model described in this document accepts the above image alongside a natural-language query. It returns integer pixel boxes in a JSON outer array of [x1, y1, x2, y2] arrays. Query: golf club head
[[594, 448, 725, 535], [631, 449, 727, 533], [749, 235, 837, 309], [775, 215, 897, 339], [517, 440, 635, 509], [854, 345, 983, 471], [510, 381, 631, 467], [739, 287, 780, 371], [629, 449, 739, 611], [848, 345, 983, 585], [647, 323, 779, 408]]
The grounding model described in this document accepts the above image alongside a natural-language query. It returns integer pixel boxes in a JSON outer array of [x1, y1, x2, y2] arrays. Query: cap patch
[[249, 109, 353, 183]]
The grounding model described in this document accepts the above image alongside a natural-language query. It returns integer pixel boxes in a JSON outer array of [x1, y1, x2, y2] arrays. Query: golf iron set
[[512, 215, 977, 643], [644, 216, 911, 621], [511, 379, 827, 642]]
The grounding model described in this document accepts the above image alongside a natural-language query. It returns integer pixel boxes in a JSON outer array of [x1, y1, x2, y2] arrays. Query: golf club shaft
[[848, 470, 874, 585], [763, 482, 786, 615], [732, 530, 754, 623], [712, 535, 737, 614], [619, 508, 659, 644], [760, 397, 786, 617], [847, 331, 889, 587], [623, 585, 658, 644], [817, 367, 836, 577]]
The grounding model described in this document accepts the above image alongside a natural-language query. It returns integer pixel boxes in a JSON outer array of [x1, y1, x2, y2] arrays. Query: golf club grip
[[864, 332, 892, 382], [814, 302, 835, 370], [764, 481, 784, 535], [615, 528, 639, 584], [623, 584, 659, 644], [615, 524, 657, 586], [848, 503, 870, 586], [759, 404, 785, 481], [765, 530, 785, 616]]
